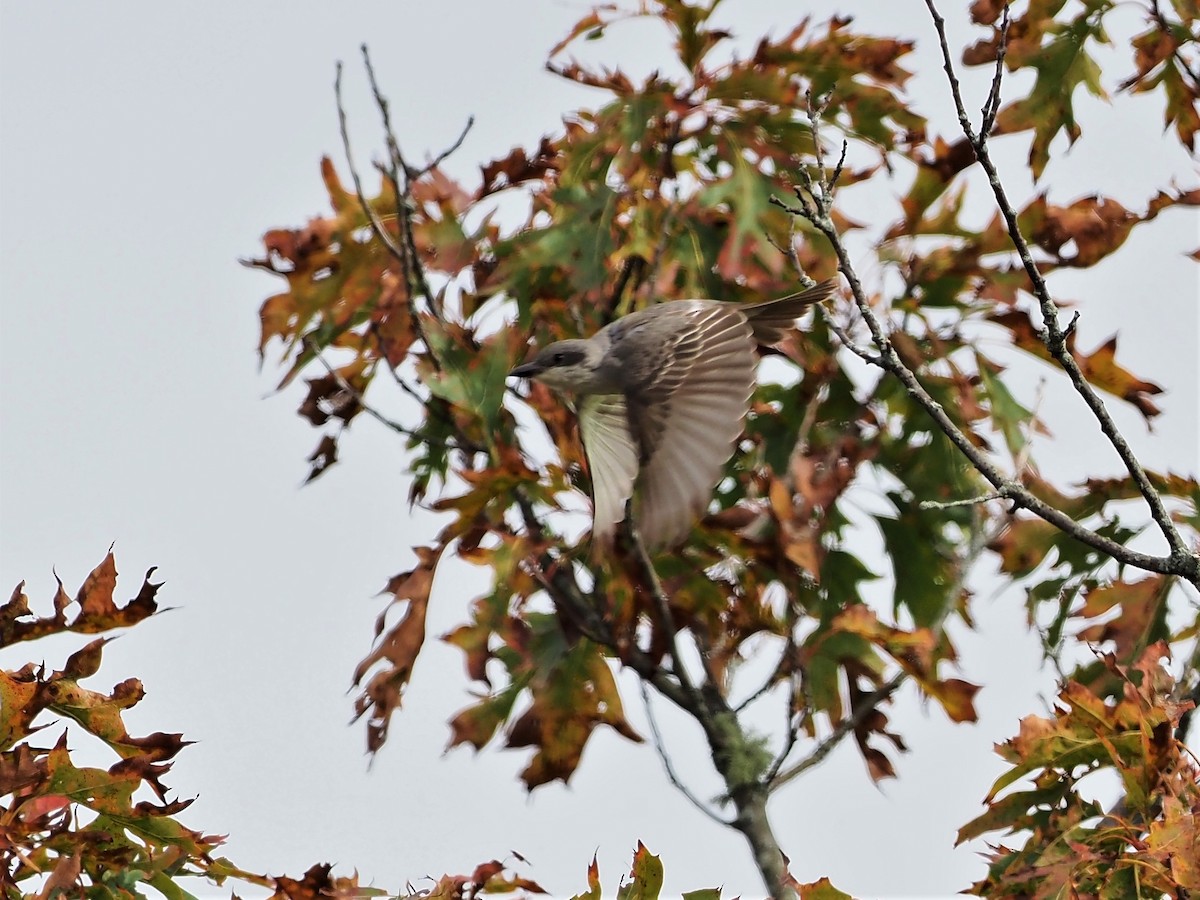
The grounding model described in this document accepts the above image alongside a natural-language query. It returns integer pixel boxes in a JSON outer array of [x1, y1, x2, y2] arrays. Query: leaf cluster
[[961, 642, 1200, 898], [0, 554, 569, 898], [1, 554, 229, 897], [245, 0, 1200, 893]]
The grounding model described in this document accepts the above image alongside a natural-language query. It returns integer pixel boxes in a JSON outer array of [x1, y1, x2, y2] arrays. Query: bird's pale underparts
[[509, 279, 840, 551]]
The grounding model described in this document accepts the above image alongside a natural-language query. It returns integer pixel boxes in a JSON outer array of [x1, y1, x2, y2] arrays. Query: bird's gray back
[[597, 300, 724, 394]]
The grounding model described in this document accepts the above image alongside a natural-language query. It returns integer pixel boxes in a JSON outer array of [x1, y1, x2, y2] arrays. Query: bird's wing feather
[[616, 302, 758, 549], [577, 393, 640, 548]]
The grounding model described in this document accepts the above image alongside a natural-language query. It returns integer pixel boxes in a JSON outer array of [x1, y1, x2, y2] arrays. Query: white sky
[[2, 3, 1197, 898]]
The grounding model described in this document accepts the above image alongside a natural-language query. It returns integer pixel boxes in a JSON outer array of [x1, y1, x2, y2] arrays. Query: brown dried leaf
[[352, 546, 442, 753]]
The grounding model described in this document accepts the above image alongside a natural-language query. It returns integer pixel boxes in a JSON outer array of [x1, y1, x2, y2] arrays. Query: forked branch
[[770, 6, 1199, 587], [921, 0, 1197, 579]]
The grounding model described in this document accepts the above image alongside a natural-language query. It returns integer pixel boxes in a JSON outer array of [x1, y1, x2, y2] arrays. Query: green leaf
[[876, 496, 957, 627], [617, 843, 664, 900], [977, 357, 1033, 457], [423, 327, 510, 431]]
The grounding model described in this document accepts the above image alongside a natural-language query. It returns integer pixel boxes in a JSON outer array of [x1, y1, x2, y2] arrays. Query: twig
[[816, 304, 879, 365], [979, 4, 1011, 136], [628, 522, 699, 700], [335, 60, 441, 372], [734, 641, 792, 713], [772, 161, 1195, 582], [770, 673, 905, 790], [334, 62, 407, 265], [639, 680, 732, 825], [920, 489, 1006, 511], [769, 484, 1005, 789], [360, 44, 413, 181], [360, 45, 444, 322], [768, 211, 878, 365], [416, 115, 475, 179], [763, 670, 802, 783], [921, 0, 1197, 582], [303, 337, 419, 440]]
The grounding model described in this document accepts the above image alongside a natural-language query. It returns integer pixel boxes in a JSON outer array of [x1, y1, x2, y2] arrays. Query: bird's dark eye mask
[[549, 348, 586, 366]]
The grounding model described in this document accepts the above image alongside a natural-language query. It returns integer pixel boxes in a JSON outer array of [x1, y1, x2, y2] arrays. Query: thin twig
[[920, 490, 1006, 511], [770, 673, 905, 790], [768, 211, 878, 365], [734, 641, 791, 713], [816, 304, 879, 364], [360, 45, 444, 322], [979, 4, 1011, 136], [334, 62, 407, 264], [303, 338, 419, 440], [628, 521, 699, 700], [335, 60, 441, 372], [360, 44, 414, 180], [921, 0, 1197, 582], [639, 680, 733, 825], [768, 486, 1006, 789], [415, 115, 475, 179], [763, 670, 801, 783]]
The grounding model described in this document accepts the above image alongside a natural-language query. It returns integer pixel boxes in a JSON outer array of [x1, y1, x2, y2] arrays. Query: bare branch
[[773, 150, 1197, 583], [639, 680, 733, 826], [360, 45, 444, 322], [734, 641, 792, 714], [359, 44, 414, 180], [303, 337, 417, 440], [334, 62, 407, 264], [920, 490, 1006, 511], [336, 60, 442, 372], [769, 673, 906, 791], [628, 520, 700, 701], [416, 115, 475, 179], [921, 0, 1198, 582], [815, 302, 880, 365], [979, 3, 1011, 136]]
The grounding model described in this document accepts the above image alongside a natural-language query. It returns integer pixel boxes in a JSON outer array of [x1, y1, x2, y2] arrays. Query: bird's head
[[508, 338, 605, 393]]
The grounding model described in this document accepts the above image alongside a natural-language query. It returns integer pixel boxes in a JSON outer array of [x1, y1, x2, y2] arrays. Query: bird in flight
[[509, 279, 839, 551]]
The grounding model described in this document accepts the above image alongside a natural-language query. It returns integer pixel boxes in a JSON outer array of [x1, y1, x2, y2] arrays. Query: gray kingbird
[[509, 279, 839, 550]]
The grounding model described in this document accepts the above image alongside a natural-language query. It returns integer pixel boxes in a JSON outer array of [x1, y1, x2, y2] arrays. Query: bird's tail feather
[[741, 278, 840, 344]]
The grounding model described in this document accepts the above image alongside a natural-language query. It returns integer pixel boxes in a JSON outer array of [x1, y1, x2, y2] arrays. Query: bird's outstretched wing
[[617, 302, 758, 549], [578, 393, 640, 548]]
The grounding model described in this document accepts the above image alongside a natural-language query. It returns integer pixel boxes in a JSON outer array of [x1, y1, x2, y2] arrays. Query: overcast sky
[[1, 3, 1197, 898]]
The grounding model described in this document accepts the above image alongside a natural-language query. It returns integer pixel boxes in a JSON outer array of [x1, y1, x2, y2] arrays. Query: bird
[[509, 278, 840, 551]]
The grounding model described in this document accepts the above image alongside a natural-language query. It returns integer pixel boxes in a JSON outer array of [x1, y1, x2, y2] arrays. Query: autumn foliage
[[7, 0, 1200, 896], [0, 554, 672, 897], [241, 0, 1200, 895]]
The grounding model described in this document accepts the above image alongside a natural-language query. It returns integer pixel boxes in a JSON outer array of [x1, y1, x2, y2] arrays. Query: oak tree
[[252, 0, 1200, 895]]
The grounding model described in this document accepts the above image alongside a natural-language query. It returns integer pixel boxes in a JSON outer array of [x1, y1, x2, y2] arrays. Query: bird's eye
[[552, 351, 566, 365]]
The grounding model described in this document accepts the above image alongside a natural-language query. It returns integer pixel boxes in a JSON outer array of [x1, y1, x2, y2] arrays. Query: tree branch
[[628, 521, 700, 701], [979, 4, 1010, 136], [302, 338, 417, 440], [360, 45, 445, 322], [771, 81, 1199, 585], [921, 0, 1198, 582], [638, 680, 732, 826], [334, 61, 408, 266], [335, 58, 442, 373], [770, 673, 906, 791]]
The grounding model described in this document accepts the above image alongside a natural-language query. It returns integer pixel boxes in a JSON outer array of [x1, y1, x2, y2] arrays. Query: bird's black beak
[[508, 361, 544, 379]]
